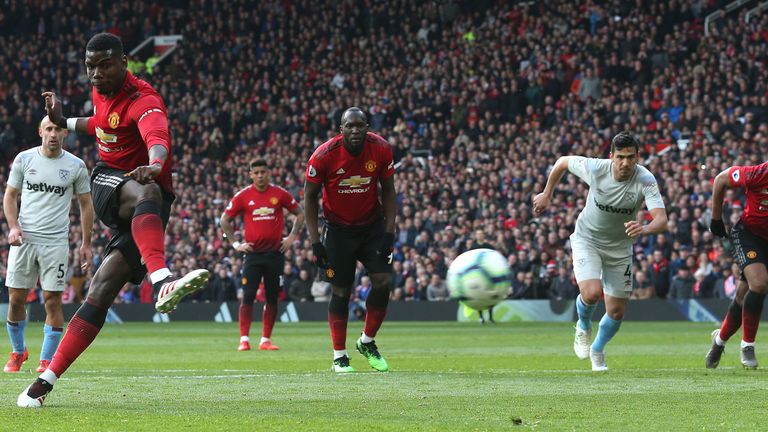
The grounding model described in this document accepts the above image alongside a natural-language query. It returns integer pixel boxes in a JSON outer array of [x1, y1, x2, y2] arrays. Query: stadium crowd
[[1, 0, 766, 305]]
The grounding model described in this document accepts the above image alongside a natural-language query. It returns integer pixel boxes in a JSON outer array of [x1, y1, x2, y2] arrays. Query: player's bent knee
[[369, 274, 392, 290], [121, 181, 162, 209], [8, 289, 28, 307], [749, 283, 768, 295], [331, 285, 352, 298]]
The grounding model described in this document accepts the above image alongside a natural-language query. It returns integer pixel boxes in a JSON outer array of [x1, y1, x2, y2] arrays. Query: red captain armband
[[150, 158, 164, 167]]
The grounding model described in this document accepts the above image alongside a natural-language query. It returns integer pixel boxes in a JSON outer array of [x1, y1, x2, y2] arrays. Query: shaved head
[[341, 107, 367, 124]]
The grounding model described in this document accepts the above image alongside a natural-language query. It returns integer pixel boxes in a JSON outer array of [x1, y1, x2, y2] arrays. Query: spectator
[[548, 267, 577, 301], [669, 265, 695, 299], [289, 269, 313, 303], [354, 276, 373, 302], [204, 266, 238, 302], [426, 274, 449, 301], [650, 250, 671, 299], [311, 279, 331, 303], [630, 270, 655, 300]]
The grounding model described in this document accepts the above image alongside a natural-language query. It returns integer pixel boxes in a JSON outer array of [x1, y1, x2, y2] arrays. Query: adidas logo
[[336, 168, 345, 174], [248, 200, 255, 205]]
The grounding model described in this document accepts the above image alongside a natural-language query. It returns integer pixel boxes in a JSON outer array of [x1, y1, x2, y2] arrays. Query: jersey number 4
[[623, 264, 631, 277]]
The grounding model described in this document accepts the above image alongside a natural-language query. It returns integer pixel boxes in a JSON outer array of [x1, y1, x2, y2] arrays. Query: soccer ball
[[447, 248, 511, 311]]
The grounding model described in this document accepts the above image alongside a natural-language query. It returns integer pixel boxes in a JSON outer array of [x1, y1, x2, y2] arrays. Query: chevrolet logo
[[252, 207, 275, 216], [338, 175, 371, 188], [96, 127, 117, 144]]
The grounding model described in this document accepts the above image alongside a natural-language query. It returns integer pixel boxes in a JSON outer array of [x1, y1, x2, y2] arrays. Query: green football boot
[[356, 337, 389, 372]]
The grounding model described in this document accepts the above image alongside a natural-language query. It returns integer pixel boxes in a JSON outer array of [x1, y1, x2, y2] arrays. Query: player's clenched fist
[[379, 232, 395, 264], [709, 219, 727, 238], [532, 192, 550, 216], [312, 242, 328, 269], [623, 220, 645, 238]]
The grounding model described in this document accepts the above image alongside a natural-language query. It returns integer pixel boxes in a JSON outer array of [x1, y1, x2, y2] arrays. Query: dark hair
[[610, 131, 640, 153], [250, 159, 267, 169], [86, 33, 124, 56]]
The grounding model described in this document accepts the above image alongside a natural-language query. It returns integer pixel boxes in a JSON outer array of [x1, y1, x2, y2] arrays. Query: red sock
[[262, 303, 277, 339], [719, 301, 742, 342], [363, 305, 387, 338], [131, 213, 166, 274], [742, 291, 766, 344], [328, 312, 348, 350], [239, 304, 253, 338], [743, 311, 761, 343], [48, 315, 102, 377]]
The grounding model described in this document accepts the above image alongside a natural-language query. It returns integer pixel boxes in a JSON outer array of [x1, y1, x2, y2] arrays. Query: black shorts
[[242, 251, 284, 294], [322, 217, 392, 288], [730, 221, 768, 273], [91, 163, 175, 284]]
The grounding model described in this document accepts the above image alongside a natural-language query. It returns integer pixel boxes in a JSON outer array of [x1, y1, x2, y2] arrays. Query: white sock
[[150, 268, 173, 284], [715, 334, 725, 346], [240, 336, 250, 343], [260, 337, 270, 345], [333, 350, 348, 359], [741, 340, 756, 349], [360, 332, 374, 343], [39, 369, 58, 385]]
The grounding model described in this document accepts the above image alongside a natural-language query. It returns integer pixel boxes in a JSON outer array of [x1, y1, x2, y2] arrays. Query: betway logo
[[26, 181, 67, 196], [593, 197, 633, 215]]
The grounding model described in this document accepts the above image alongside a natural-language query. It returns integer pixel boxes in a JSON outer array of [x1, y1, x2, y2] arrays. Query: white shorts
[[570, 235, 633, 298], [6, 243, 68, 292]]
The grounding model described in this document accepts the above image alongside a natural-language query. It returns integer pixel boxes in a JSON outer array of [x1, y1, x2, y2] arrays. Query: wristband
[[66, 117, 79, 131], [150, 158, 164, 167], [232, 241, 242, 250]]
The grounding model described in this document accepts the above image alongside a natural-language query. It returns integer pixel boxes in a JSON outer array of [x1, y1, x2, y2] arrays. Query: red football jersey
[[305, 132, 394, 226], [728, 162, 768, 240], [224, 184, 298, 252], [86, 71, 173, 192]]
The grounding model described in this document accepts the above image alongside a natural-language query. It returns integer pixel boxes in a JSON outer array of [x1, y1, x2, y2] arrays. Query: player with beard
[[220, 159, 304, 352], [304, 107, 396, 372], [18, 33, 209, 408]]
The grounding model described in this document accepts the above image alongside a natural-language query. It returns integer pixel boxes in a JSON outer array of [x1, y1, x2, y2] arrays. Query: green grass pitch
[[0, 321, 764, 431]]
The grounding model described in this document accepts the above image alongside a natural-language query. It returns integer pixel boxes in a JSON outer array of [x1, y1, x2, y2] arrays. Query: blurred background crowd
[[0, 0, 764, 305]]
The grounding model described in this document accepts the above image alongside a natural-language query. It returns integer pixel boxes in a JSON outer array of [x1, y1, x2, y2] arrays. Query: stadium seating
[[0, 0, 765, 303]]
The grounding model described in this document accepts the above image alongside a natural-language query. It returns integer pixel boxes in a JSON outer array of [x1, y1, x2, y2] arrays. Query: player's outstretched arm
[[532, 156, 573, 216], [41, 91, 90, 133], [3, 185, 22, 246]]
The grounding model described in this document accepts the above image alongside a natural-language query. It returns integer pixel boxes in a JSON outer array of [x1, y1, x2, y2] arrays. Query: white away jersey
[[7, 147, 91, 244], [568, 157, 664, 249]]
